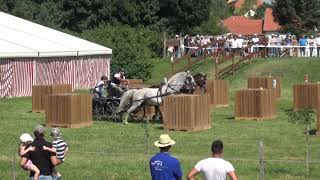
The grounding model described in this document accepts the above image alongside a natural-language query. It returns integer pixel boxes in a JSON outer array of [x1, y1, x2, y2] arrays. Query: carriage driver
[[110, 68, 129, 95]]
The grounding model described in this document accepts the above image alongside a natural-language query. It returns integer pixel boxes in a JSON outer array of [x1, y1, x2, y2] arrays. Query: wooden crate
[[128, 79, 145, 89], [195, 80, 229, 107], [248, 77, 281, 98], [235, 89, 277, 120], [293, 83, 320, 111], [46, 93, 92, 128], [32, 84, 72, 112], [163, 94, 211, 131]]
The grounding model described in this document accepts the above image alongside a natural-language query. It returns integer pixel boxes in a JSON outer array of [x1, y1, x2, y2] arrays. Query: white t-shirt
[[195, 158, 234, 180], [252, 37, 260, 43], [114, 73, 126, 80], [230, 39, 237, 48], [315, 37, 320, 46], [95, 81, 105, 95], [235, 38, 244, 48]]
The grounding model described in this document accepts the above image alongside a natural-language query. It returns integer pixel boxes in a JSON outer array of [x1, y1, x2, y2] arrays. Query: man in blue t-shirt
[[299, 35, 308, 57], [150, 134, 182, 180]]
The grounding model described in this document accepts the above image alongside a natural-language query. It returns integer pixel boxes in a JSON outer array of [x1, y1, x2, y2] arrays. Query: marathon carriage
[[91, 80, 123, 121], [91, 72, 207, 123]]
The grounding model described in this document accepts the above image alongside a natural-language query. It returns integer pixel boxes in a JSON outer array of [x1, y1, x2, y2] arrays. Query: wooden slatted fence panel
[[32, 84, 72, 112], [195, 80, 229, 107], [127, 79, 145, 89], [293, 83, 320, 111], [248, 77, 281, 98], [235, 89, 277, 120], [46, 93, 92, 128], [163, 94, 210, 131]]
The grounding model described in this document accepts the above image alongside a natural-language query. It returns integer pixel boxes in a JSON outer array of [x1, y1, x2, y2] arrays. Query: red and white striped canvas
[[0, 55, 110, 97], [0, 59, 13, 97]]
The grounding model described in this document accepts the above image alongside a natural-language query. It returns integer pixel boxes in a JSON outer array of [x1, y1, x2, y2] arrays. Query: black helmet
[[101, 75, 108, 80]]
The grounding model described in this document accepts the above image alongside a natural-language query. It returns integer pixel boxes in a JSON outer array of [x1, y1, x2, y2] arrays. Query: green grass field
[[2, 58, 320, 179]]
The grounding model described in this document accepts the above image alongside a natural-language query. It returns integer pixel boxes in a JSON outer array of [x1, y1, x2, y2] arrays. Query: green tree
[[287, 108, 315, 177], [0, 0, 16, 12], [80, 25, 161, 80], [156, 0, 211, 33], [192, 0, 231, 35], [273, 0, 320, 33]]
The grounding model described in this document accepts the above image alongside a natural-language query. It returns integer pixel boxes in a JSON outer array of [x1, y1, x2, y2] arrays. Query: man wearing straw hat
[[149, 134, 182, 180]]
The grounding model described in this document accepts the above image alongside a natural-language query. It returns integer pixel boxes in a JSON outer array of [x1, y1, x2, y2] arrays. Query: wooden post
[[205, 49, 207, 65], [12, 151, 16, 180], [306, 124, 310, 177], [259, 140, 265, 180], [264, 39, 267, 59], [171, 61, 174, 74], [144, 116, 150, 170], [215, 58, 218, 80], [232, 55, 235, 76], [163, 32, 166, 58]]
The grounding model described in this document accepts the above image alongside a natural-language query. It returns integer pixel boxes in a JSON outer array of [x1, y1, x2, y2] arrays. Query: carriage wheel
[[106, 101, 121, 122]]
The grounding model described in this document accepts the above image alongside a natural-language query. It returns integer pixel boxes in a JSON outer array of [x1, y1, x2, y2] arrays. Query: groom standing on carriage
[[111, 68, 129, 95]]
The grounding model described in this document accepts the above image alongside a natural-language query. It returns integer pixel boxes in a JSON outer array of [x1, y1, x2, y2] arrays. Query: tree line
[[0, 0, 230, 80]]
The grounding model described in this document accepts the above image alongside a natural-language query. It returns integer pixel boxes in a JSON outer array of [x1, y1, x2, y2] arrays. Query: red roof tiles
[[263, 8, 281, 32], [223, 16, 263, 35], [234, 0, 245, 9], [230, 0, 263, 10]]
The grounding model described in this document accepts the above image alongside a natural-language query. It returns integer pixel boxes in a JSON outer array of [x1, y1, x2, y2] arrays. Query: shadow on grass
[[226, 116, 235, 120], [308, 129, 317, 135]]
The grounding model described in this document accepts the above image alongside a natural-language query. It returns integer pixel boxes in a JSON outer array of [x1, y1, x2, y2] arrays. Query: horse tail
[[115, 89, 138, 113]]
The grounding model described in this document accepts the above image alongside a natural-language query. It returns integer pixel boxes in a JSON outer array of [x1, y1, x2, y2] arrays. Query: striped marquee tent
[[0, 12, 112, 97]]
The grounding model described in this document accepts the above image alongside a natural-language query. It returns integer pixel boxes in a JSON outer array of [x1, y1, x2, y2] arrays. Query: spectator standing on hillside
[[315, 34, 320, 57], [230, 36, 237, 53], [284, 35, 293, 57], [308, 35, 316, 57], [292, 35, 299, 57], [235, 35, 244, 51], [20, 125, 59, 180], [187, 140, 238, 180], [299, 35, 308, 57], [149, 134, 182, 180], [184, 35, 191, 55]]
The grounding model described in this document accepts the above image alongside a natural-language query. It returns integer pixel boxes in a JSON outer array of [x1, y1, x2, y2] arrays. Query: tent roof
[[0, 12, 112, 58]]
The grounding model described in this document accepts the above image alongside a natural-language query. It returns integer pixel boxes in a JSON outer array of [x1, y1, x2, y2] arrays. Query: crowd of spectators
[[168, 33, 320, 59]]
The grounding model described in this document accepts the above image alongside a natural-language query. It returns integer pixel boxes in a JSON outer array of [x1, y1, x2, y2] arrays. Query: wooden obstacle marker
[[127, 79, 145, 89], [46, 93, 92, 128], [32, 84, 72, 112], [235, 89, 277, 120], [163, 94, 210, 131], [248, 77, 281, 98], [195, 80, 229, 107], [293, 83, 320, 111]]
